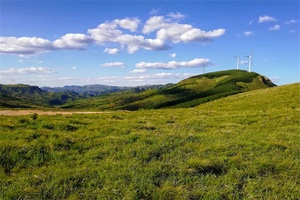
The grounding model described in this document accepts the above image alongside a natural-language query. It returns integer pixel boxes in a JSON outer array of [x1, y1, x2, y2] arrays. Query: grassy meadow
[[0, 83, 299, 199]]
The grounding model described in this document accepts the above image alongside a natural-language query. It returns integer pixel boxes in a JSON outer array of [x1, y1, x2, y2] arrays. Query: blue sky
[[0, 0, 299, 87]]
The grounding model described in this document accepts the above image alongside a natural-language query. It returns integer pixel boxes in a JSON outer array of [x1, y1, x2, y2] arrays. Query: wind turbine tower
[[202, 64, 208, 74], [234, 56, 240, 69], [244, 52, 253, 72]]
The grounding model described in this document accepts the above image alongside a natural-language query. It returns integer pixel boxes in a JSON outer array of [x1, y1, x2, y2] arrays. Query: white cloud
[[88, 19, 170, 53], [135, 58, 211, 70], [143, 15, 225, 43], [169, 53, 176, 58], [0, 67, 55, 75], [131, 69, 146, 73], [53, 33, 93, 49], [143, 16, 166, 34], [244, 31, 254, 36], [87, 22, 121, 44], [269, 25, 280, 31], [125, 72, 196, 82], [288, 30, 297, 33], [149, 8, 160, 15], [104, 48, 120, 54], [1, 14, 225, 56], [71, 66, 77, 70], [285, 19, 297, 24], [249, 20, 254, 25], [179, 28, 226, 43], [0, 37, 53, 55], [167, 12, 186, 21], [258, 15, 277, 23], [115, 34, 170, 53], [102, 62, 125, 68], [113, 17, 140, 32]]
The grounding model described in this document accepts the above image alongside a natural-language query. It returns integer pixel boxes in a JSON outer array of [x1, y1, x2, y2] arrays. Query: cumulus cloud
[[53, 33, 93, 49], [0, 34, 92, 56], [87, 22, 121, 44], [1, 14, 225, 56], [142, 16, 165, 33], [167, 12, 186, 21], [143, 15, 225, 43], [104, 48, 120, 54], [149, 8, 160, 15], [0, 37, 53, 55], [169, 53, 176, 58], [269, 25, 280, 31], [258, 15, 277, 23], [244, 31, 254, 36], [136, 58, 211, 70], [102, 62, 125, 68], [88, 20, 170, 53], [113, 17, 140, 32], [285, 19, 297, 24], [0, 67, 55, 75], [131, 69, 146, 73]]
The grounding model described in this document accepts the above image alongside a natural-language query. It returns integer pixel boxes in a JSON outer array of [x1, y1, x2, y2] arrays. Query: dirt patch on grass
[[0, 110, 107, 116]]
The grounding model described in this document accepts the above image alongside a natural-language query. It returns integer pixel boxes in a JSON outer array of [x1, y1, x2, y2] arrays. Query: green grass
[[0, 83, 299, 199]]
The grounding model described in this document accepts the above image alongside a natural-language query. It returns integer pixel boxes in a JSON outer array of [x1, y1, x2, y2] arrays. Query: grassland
[[0, 83, 299, 199]]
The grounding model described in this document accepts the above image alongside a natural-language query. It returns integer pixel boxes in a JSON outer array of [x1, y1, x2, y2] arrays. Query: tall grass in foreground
[[0, 83, 299, 199]]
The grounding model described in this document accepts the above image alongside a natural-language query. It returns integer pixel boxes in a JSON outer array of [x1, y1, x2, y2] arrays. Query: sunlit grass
[[0, 83, 299, 199]]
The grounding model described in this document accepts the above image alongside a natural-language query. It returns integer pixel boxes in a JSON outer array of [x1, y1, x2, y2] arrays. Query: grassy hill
[[0, 83, 299, 199], [62, 70, 276, 110]]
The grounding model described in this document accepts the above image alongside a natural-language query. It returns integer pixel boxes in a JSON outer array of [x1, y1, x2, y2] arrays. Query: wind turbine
[[201, 64, 208, 74], [244, 52, 253, 72], [233, 55, 240, 69]]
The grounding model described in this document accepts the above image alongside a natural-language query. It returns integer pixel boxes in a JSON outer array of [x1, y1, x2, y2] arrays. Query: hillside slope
[[63, 70, 276, 110], [197, 82, 299, 111]]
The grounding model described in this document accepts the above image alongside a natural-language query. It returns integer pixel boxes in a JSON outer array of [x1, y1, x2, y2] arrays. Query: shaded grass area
[[0, 83, 299, 199]]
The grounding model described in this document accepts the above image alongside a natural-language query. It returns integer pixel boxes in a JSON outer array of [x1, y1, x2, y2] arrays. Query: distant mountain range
[[41, 85, 130, 96], [0, 83, 169, 108], [0, 84, 80, 108]]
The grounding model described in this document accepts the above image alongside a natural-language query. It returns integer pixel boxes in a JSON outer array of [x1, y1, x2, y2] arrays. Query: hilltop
[[62, 70, 276, 110]]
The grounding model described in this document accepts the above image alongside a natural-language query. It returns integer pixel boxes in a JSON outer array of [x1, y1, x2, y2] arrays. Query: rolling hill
[[62, 70, 276, 110]]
